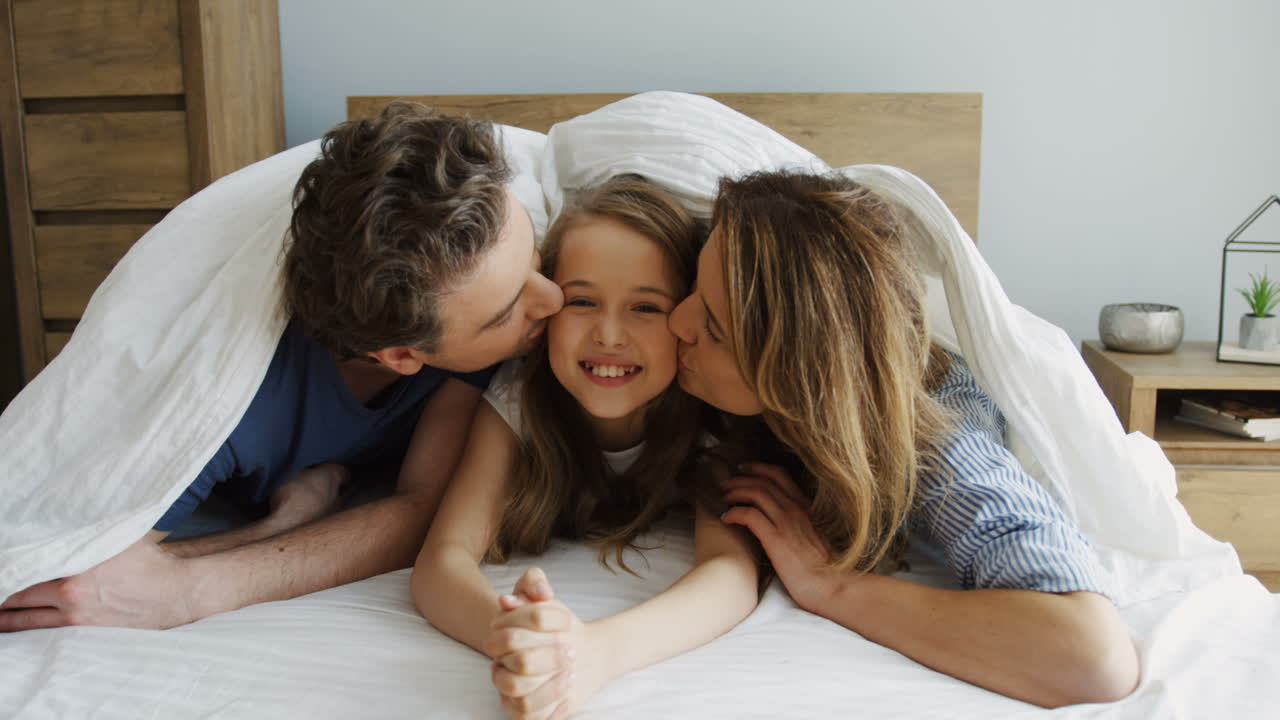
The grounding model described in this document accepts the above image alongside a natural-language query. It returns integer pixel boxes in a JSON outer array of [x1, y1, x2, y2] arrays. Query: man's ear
[[367, 346, 429, 375]]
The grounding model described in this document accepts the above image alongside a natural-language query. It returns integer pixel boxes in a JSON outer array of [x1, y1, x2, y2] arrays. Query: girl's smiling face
[[547, 216, 682, 445]]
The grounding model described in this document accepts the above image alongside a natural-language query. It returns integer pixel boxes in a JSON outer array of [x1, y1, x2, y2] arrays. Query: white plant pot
[[1239, 314, 1279, 351]]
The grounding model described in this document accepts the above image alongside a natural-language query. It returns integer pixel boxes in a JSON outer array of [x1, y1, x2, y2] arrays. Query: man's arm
[[182, 377, 483, 619], [162, 463, 351, 559], [0, 378, 481, 631]]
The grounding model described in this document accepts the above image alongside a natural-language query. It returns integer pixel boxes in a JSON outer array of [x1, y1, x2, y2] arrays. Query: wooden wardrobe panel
[[35, 224, 150, 319], [0, 0, 42, 379], [1, 0, 283, 382], [181, 0, 284, 189], [25, 112, 190, 210], [44, 330, 71, 361], [0, 155, 20, 411], [12, 0, 184, 98]]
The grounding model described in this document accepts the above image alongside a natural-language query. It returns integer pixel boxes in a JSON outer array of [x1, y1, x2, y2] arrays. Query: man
[[0, 102, 563, 631]]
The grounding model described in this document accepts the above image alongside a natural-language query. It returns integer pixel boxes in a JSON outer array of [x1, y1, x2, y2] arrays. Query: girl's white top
[[483, 359, 645, 475]]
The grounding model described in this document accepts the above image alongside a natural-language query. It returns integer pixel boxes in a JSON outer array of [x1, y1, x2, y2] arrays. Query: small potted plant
[[1237, 269, 1280, 351]]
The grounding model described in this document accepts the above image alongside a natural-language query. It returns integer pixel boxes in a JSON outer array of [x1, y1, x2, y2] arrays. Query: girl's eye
[[633, 303, 664, 314], [566, 298, 595, 308]]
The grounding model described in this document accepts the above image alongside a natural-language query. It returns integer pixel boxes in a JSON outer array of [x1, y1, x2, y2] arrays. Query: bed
[[1, 91, 1277, 720]]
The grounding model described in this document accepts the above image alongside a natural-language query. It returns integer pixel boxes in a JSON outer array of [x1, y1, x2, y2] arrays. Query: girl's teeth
[[587, 364, 637, 378]]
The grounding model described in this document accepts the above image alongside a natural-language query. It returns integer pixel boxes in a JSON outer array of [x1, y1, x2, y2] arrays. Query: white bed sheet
[[2, 522, 1276, 719]]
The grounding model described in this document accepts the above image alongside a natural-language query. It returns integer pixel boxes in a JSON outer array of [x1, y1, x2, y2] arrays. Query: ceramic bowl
[[1099, 303, 1184, 353]]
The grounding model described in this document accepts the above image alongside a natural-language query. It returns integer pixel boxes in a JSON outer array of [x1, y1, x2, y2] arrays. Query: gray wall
[[278, 0, 1280, 344]]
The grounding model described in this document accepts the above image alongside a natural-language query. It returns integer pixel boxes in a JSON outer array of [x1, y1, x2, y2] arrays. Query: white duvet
[[0, 92, 1275, 718]]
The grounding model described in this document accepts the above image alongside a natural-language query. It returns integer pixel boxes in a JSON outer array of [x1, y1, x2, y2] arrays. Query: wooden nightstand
[[1082, 340, 1280, 591]]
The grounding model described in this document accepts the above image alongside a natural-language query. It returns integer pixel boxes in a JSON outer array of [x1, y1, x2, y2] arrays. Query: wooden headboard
[[348, 92, 982, 239]]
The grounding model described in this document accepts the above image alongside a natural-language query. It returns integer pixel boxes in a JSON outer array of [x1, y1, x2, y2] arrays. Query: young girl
[[412, 176, 759, 719]]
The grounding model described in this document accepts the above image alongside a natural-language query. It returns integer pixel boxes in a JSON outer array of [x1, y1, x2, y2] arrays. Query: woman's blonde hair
[[712, 170, 953, 574], [490, 176, 710, 572]]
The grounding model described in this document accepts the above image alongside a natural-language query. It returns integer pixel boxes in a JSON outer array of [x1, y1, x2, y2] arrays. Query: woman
[[665, 170, 1139, 708]]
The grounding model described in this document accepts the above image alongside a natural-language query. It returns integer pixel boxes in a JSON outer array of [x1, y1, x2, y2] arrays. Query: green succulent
[[1237, 269, 1280, 317]]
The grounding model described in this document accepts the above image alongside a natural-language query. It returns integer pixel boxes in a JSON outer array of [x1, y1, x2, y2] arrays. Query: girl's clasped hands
[[486, 568, 600, 720]]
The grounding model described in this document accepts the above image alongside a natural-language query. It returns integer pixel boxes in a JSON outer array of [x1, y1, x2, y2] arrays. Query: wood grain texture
[[25, 95, 185, 114], [1083, 340, 1280, 462], [181, 0, 284, 191], [348, 92, 983, 240], [1157, 415, 1280, 465], [25, 111, 190, 210], [12, 0, 183, 98], [1080, 340, 1280, 458], [44, 330, 70, 360], [1082, 340, 1280, 391], [35, 224, 150, 319], [1081, 343, 1135, 428], [1085, 339, 1280, 578], [0, 0, 42, 378], [1177, 468, 1280, 572], [3, 0, 281, 380], [348, 93, 629, 133], [1127, 387, 1158, 437], [1253, 571, 1279, 593], [1163, 447, 1280, 466], [714, 93, 981, 241], [0, 177, 18, 408], [1081, 340, 1158, 435]]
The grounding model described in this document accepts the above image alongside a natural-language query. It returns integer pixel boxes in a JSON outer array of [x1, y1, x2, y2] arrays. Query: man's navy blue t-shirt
[[154, 320, 495, 531]]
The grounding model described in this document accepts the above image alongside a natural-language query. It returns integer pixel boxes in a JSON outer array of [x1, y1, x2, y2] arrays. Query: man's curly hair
[[284, 101, 512, 358]]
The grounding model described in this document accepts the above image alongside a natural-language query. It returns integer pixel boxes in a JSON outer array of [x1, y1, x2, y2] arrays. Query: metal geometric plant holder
[[1217, 195, 1280, 366]]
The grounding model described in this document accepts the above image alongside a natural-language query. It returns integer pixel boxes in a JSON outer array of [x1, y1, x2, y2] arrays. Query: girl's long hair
[[712, 170, 954, 574], [489, 176, 710, 572]]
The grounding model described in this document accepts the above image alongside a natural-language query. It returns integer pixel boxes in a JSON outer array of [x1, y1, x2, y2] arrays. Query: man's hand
[[485, 568, 608, 720], [0, 538, 197, 631], [161, 463, 354, 560]]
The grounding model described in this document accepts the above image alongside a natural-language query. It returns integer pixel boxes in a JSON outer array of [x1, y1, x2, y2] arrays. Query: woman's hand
[[485, 568, 608, 720], [720, 462, 841, 612]]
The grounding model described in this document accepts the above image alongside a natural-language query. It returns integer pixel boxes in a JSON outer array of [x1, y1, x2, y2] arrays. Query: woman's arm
[[721, 462, 1139, 709], [411, 401, 517, 652], [809, 575, 1135, 707], [488, 504, 761, 719]]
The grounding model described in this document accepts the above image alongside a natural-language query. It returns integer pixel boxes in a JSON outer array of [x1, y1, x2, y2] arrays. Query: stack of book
[[1175, 394, 1280, 442]]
